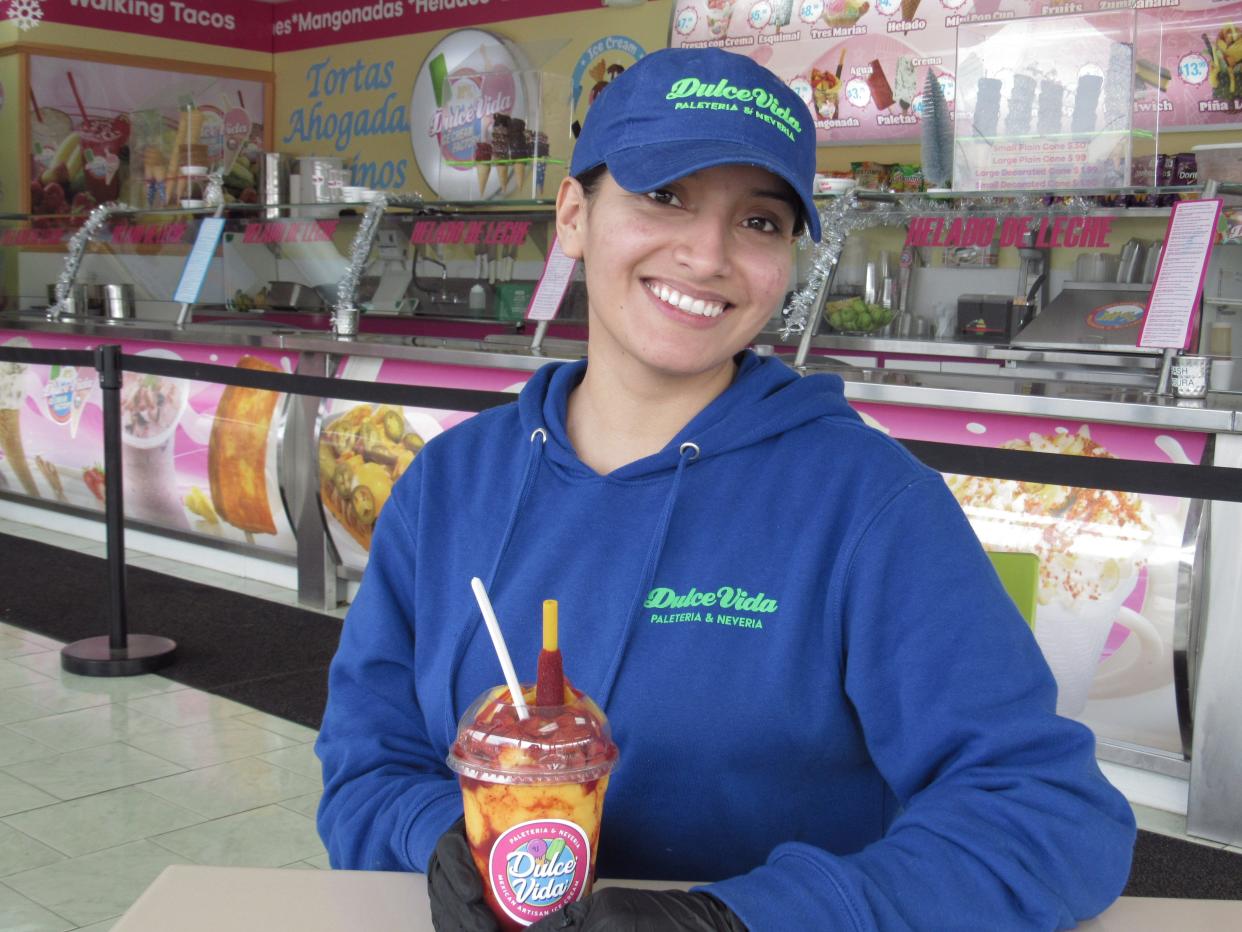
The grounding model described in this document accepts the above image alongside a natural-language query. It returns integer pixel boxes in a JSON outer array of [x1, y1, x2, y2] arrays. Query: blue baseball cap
[[570, 47, 820, 241]]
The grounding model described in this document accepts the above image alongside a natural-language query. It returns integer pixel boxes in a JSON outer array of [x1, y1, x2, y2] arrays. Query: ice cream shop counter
[[2, 314, 1242, 850]]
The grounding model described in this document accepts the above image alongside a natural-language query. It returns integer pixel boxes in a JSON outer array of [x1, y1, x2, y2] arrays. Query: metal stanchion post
[[61, 344, 177, 676]]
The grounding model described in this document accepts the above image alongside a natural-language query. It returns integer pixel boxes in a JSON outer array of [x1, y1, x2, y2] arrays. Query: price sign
[[674, 5, 698, 35], [526, 235, 578, 322], [1139, 199, 1223, 349], [845, 78, 872, 109], [798, 0, 824, 22], [788, 76, 814, 108], [749, 1, 772, 28], [1179, 53, 1209, 85], [173, 218, 226, 305], [937, 74, 957, 103]]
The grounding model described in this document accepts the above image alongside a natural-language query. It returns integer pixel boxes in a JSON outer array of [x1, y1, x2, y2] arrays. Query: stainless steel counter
[[3, 313, 1238, 433]]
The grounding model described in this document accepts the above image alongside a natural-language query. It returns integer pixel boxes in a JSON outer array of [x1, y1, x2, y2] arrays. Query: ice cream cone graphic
[[513, 161, 529, 194], [473, 141, 494, 197], [0, 408, 36, 497], [0, 348, 37, 497], [496, 164, 511, 191]]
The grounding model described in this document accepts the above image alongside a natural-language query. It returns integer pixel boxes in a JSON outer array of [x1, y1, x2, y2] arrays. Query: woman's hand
[[527, 887, 747, 931], [427, 818, 499, 932]]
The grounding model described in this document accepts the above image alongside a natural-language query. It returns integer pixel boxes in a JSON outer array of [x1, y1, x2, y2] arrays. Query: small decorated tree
[[921, 69, 954, 188]]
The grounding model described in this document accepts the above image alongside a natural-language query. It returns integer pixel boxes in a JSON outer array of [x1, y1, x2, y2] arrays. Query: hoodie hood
[[517, 350, 855, 478]]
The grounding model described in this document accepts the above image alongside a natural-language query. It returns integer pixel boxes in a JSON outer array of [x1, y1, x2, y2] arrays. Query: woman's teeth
[[647, 281, 725, 318]]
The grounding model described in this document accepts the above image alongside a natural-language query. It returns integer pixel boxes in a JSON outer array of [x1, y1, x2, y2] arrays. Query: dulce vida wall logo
[[489, 819, 591, 925]]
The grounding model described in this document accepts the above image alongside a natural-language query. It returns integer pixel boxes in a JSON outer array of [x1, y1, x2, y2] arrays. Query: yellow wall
[[0, 54, 21, 214], [272, 1, 676, 196]]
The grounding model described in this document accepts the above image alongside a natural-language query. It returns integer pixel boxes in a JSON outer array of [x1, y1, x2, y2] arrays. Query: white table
[[111, 864, 1242, 931]]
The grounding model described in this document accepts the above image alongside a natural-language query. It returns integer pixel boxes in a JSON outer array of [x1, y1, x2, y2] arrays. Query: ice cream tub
[[448, 684, 618, 930]]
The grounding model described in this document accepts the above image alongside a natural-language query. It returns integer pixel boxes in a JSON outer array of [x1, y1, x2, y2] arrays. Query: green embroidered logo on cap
[[665, 77, 802, 141]]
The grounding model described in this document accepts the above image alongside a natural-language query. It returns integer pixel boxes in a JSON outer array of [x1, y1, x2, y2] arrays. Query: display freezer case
[[0, 200, 570, 332], [785, 182, 1242, 383]]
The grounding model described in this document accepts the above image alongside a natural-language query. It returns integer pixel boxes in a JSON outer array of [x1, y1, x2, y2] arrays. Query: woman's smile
[[643, 279, 729, 320]]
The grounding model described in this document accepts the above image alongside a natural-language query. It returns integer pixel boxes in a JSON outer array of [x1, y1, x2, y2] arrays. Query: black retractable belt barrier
[[60, 344, 176, 676]]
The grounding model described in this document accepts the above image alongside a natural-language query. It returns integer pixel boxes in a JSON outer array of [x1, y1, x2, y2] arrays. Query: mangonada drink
[[447, 684, 618, 929]]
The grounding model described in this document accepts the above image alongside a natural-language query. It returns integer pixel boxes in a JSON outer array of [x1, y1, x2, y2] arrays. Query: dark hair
[[573, 164, 806, 238]]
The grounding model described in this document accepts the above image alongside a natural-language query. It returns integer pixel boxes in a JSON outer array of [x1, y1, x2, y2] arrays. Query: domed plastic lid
[[447, 684, 618, 784]]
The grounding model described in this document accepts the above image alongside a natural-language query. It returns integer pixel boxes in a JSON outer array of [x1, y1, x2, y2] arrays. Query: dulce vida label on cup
[[488, 818, 591, 926]]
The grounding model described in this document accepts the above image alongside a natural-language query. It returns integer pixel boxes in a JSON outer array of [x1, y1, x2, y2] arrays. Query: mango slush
[[448, 684, 619, 929]]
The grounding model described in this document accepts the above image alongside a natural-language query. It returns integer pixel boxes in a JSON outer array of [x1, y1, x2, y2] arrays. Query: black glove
[[527, 887, 747, 932], [427, 817, 498, 932]]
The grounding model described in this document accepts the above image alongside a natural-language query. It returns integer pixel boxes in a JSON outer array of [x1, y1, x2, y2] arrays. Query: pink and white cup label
[[488, 819, 592, 926]]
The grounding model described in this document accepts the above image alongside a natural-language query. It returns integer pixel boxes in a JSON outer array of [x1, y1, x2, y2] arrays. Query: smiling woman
[[317, 47, 1138, 932]]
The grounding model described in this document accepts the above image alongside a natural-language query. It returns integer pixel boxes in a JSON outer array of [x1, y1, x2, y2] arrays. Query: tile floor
[[0, 513, 1236, 929], [0, 515, 345, 931]]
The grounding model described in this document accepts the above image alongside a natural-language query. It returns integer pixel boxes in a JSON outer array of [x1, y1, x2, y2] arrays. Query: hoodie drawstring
[[594, 441, 699, 709], [442, 426, 547, 738]]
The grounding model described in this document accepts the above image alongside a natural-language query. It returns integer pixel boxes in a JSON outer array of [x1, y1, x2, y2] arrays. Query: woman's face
[[556, 165, 798, 382]]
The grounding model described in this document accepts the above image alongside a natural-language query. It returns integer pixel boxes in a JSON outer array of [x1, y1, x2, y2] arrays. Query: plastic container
[[495, 282, 534, 321], [447, 685, 618, 930], [180, 165, 207, 208], [1192, 143, 1242, 184]]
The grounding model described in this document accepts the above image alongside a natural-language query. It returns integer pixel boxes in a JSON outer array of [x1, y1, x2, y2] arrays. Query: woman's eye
[[645, 189, 681, 207], [742, 216, 781, 234]]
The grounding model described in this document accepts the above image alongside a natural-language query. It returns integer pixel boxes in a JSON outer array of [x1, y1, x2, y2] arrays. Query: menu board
[[953, 12, 1137, 190], [669, 0, 1242, 144]]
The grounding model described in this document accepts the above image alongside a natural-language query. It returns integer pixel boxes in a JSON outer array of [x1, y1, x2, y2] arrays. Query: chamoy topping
[[448, 683, 618, 784]]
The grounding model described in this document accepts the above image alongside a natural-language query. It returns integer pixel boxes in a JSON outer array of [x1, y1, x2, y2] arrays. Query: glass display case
[[783, 183, 1242, 393], [0, 199, 570, 333]]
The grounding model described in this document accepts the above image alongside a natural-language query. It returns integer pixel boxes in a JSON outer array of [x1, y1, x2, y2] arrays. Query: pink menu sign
[[1139, 198, 1223, 349]]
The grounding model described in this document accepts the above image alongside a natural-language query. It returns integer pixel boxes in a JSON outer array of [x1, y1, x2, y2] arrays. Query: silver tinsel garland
[[782, 192, 904, 338], [334, 191, 425, 318], [48, 202, 128, 321], [204, 169, 225, 209], [335, 192, 389, 315]]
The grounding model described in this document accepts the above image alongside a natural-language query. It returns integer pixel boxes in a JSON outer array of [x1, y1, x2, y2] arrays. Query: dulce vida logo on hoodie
[[645, 585, 777, 630]]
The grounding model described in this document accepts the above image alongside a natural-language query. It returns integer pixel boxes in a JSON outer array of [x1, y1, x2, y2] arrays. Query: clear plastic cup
[[447, 684, 618, 930]]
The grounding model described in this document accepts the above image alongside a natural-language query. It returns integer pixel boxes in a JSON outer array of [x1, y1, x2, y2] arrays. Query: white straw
[[470, 577, 529, 720]]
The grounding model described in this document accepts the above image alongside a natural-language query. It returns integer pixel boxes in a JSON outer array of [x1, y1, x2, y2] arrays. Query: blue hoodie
[[316, 351, 1136, 931]]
